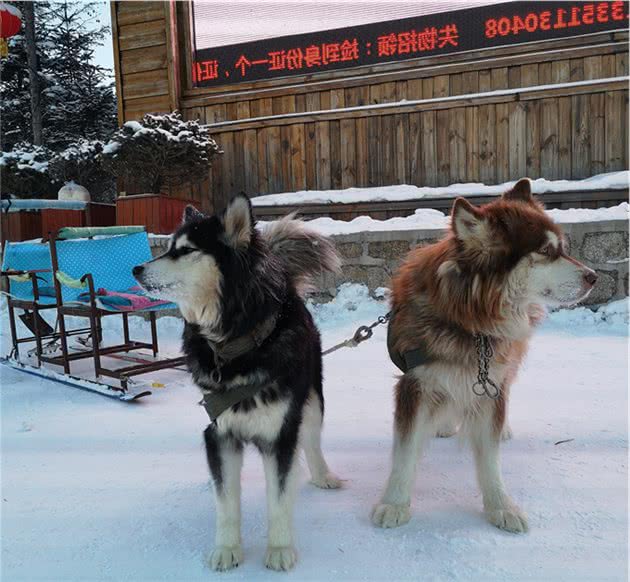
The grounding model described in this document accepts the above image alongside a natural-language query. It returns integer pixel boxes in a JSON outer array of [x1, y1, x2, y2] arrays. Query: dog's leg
[[301, 394, 342, 489], [470, 400, 528, 533], [261, 447, 300, 571], [204, 427, 244, 571], [372, 375, 434, 528]]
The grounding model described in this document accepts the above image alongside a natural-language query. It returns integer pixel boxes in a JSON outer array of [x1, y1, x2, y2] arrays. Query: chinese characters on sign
[[192, 0, 628, 87], [194, 38, 365, 83], [192, 25, 459, 84], [376, 25, 459, 57]]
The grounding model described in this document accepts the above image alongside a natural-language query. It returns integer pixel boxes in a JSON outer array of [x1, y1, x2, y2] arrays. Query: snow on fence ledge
[[250, 172, 630, 207], [150, 206, 629, 307]]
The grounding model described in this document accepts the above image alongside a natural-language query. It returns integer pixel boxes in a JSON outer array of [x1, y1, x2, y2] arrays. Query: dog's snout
[[583, 270, 598, 287], [132, 265, 144, 278]]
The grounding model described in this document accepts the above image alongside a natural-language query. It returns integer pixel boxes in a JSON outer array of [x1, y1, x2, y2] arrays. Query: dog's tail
[[263, 215, 341, 295]]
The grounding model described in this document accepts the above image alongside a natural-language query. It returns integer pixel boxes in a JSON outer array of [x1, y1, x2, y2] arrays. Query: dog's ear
[[222, 193, 254, 248], [503, 178, 533, 203], [183, 204, 205, 223], [451, 197, 487, 243]]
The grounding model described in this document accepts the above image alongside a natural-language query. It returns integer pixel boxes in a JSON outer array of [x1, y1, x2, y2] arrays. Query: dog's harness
[[387, 319, 435, 372], [386, 310, 500, 399], [201, 312, 280, 422], [386, 309, 437, 373]]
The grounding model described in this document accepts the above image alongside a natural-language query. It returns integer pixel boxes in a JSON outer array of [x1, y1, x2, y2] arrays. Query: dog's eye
[[539, 246, 550, 256], [171, 246, 197, 257]]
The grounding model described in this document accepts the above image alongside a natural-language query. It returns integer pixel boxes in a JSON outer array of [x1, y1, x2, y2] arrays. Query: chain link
[[471, 334, 500, 399], [322, 311, 391, 356]]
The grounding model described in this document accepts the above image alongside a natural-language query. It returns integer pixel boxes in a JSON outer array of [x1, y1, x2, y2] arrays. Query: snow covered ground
[[1, 288, 628, 581]]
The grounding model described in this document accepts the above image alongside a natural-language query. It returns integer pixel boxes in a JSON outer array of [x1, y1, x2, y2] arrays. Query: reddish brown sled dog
[[372, 179, 598, 533]]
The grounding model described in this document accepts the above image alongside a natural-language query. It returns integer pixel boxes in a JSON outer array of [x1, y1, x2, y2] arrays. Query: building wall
[[110, 1, 178, 124], [111, 2, 629, 213]]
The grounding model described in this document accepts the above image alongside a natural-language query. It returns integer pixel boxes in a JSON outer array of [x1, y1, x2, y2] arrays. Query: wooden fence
[[203, 77, 628, 209]]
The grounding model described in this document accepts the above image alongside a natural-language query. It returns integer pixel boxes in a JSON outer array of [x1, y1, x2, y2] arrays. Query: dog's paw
[[501, 425, 513, 441], [435, 421, 459, 438], [435, 427, 458, 438], [311, 472, 344, 489], [486, 507, 529, 533], [209, 545, 243, 571], [371, 503, 411, 528], [265, 546, 297, 571]]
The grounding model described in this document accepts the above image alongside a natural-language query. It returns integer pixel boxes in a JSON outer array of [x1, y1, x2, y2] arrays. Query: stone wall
[[149, 218, 628, 307]]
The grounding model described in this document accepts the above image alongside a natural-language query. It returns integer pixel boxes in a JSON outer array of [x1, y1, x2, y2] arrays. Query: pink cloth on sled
[[94, 286, 170, 311]]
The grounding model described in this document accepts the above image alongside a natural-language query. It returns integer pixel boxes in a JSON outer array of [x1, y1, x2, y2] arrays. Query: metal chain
[[322, 312, 499, 400], [322, 311, 391, 357], [471, 334, 500, 399]]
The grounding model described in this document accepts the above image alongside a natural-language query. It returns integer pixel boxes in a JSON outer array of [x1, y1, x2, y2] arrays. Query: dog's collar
[[201, 311, 281, 422], [207, 311, 280, 375]]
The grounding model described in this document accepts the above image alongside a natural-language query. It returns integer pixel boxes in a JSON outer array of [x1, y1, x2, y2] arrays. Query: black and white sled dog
[[133, 195, 342, 572]]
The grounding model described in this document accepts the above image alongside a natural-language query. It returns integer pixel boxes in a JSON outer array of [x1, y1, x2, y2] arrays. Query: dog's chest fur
[[182, 295, 319, 446], [191, 353, 290, 443]]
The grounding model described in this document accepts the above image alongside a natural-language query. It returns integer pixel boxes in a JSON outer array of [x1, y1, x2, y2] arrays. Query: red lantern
[[0, 2, 22, 58]]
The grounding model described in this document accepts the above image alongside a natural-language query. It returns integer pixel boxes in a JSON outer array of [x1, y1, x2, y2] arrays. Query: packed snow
[[1, 286, 627, 581], [258, 202, 630, 236], [252, 171, 630, 207]]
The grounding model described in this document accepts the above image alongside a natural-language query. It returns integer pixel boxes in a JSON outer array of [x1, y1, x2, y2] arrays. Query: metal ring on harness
[[210, 367, 222, 385], [353, 325, 373, 344]]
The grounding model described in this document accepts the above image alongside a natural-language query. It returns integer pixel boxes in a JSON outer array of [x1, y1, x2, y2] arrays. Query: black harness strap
[[201, 312, 280, 422], [386, 311, 435, 373], [202, 383, 273, 423]]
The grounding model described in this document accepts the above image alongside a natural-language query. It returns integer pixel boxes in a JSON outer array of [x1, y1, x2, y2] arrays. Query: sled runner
[[0, 357, 152, 401]]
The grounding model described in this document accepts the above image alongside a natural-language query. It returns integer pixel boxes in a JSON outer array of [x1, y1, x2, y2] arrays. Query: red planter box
[[1, 203, 116, 245], [1, 211, 42, 245], [116, 194, 194, 234], [41, 203, 116, 238]]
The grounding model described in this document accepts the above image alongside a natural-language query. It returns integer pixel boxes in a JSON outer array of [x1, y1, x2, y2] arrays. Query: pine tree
[[43, 1, 117, 149], [0, 1, 52, 149], [0, 0, 117, 152]]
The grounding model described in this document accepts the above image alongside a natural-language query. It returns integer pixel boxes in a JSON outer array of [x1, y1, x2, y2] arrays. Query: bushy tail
[[262, 214, 341, 295]]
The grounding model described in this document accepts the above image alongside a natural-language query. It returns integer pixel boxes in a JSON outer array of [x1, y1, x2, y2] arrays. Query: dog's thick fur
[[134, 196, 342, 571], [372, 179, 597, 533]]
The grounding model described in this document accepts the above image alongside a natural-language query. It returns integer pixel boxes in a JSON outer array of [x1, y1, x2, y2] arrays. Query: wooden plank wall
[[178, 36, 629, 210], [202, 80, 628, 210], [110, 4, 628, 214], [111, 1, 177, 123]]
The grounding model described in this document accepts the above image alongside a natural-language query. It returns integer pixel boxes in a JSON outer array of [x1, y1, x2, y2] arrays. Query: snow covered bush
[[102, 112, 222, 194], [48, 140, 115, 202], [0, 143, 59, 198]]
